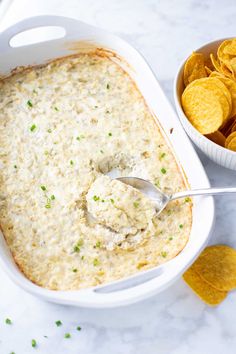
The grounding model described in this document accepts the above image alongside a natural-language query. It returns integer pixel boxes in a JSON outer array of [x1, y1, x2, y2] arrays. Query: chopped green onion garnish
[[27, 100, 33, 108], [76, 326, 82, 331], [184, 197, 191, 203], [179, 224, 183, 229], [64, 333, 71, 339], [41, 185, 46, 191], [95, 241, 101, 248], [72, 268, 78, 272], [161, 168, 167, 174], [155, 180, 160, 188], [14, 165, 17, 169], [161, 251, 167, 258], [93, 195, 100, 201], [5, 318, 12, 325], [51, 195, 55, 200], [55, 320, 62, 327], [76, 135, 85, 141], [133, 201, 139, 208], [74, 245, 80, 252], [31, 339, 37, 348], [100, 150, 104, 154], [45, 203, 51, 209], [47, 129, 52, 133], [106, 83, 110, 89], [30, 124, 36, 132], [110, 198, 114, 204], [54, 107, 59, 111], [77, 239, 84, 247], [70, 160, 74, 165], [108, 132, 112, 137], [93, 258, 100, 266], [159, 152, 166, 159], [169, 236, 173, 241], [74, 239, 84, 252]]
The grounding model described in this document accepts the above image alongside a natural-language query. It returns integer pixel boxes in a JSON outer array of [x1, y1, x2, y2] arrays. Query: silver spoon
[[116, 176, 236, 215]]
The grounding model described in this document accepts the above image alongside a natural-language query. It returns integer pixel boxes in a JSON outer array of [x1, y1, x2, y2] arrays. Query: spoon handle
[[171, 187, 236, 201]]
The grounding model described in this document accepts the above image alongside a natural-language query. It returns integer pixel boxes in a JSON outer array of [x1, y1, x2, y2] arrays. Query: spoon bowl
[[116, 177, 170, 215]]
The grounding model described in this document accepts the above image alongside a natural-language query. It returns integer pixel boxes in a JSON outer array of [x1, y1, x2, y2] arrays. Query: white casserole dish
[[0, 15, 215, 308]]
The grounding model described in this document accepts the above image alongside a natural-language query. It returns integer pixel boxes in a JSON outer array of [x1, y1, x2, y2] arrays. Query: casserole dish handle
[[0, 15, 96, 52], [54, 257, 185, 307]]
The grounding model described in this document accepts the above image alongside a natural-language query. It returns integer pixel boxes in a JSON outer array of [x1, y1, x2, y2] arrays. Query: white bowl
[[174, 38, 236, 170]]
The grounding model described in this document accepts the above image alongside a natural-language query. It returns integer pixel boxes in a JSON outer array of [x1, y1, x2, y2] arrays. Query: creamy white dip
[[0, 53, 192, 290]]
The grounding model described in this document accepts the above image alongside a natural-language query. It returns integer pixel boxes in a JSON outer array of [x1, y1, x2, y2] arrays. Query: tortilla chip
[[227, 137, 236, 151], [183, 266, 227, 306], [210, 72, 236, 117], [186, 77, 232, 121], [184, 52, 207, 87], [217, 39, 236, 72], [225, 131, 236, 148], [182, 85, 224, 134], [210, 53, 223, 73], [194, 245, 236, 291]]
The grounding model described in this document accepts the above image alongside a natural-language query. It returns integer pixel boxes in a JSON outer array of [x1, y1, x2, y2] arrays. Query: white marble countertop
[[1, 0, 236, 353]]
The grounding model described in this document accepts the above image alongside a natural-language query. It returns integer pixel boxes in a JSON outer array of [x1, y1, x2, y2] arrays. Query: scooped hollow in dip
[[86, 175, 157, 250], [0, 51, 192, 290]]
